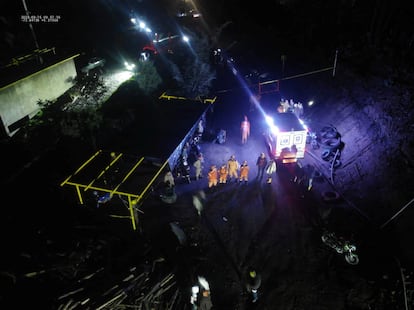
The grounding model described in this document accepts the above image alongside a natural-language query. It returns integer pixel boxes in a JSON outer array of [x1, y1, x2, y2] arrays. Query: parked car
[[81, 57, 105, 75]]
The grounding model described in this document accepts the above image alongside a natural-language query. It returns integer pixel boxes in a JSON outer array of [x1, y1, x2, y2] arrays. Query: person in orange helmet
[[240, 115, 251, 144], [219, 164, 228, 184], [239, 160, 250, 184], [227, 155, 240, 182], [207, 165, 218, 188]]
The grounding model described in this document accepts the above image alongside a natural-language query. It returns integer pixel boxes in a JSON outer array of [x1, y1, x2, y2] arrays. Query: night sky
[[2, 0, 413, 63]]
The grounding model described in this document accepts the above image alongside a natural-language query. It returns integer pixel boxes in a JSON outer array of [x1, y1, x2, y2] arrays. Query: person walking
[[227, 155, 240, 182], [193, 154, 204, 180], [219, 164, 228, 184], [265, 159, 277, 184], [239, 160, 250, 184], [245, 269, 262, 303], [240, 115, 251, 144], [207, 165, 218, 189], [256, 152, 267, 180]]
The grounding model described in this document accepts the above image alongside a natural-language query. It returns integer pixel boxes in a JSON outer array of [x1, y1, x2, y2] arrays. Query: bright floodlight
[[124, 61, 136, 71], [308, 100, 314, 106], [182, 35, 190, 42], [265, 115, 273, 124], [265, 115, 279, 135], [130, 18, 136, 24], [298, 118, 308, 131], [139, 21, 146, 29]]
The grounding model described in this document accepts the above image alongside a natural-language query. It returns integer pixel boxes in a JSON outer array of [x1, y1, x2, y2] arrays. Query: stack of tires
[[319, 125, 342, 168]]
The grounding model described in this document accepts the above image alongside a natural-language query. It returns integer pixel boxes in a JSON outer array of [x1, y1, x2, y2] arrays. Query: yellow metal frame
[[60, 150, 169, 231], [158, 92, 217, 104]]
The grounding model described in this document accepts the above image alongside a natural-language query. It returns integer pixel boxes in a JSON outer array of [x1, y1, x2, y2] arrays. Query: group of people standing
[[207, 155, 250, 189], [170, 112, 282, 191], [205, 152, 278, 189]]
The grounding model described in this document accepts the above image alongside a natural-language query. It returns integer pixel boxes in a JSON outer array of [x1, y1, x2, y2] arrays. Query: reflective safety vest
[[240, 164, 249, 179]]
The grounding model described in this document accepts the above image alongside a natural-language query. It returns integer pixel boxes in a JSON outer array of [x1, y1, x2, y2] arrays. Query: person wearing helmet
[[239, 160, 250, 184], [219, 164, 228, 184], [227, 155, 240, 182], [245, 269, 261, 303], [207, 165, 218, 189]]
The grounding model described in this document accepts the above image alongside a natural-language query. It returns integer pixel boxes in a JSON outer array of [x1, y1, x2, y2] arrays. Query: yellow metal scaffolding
[[61, 150, 169, 231]]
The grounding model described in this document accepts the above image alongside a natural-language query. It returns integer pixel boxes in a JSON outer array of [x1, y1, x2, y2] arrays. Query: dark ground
[[1, 71, 413, 309], [1, 0, 414, 309]]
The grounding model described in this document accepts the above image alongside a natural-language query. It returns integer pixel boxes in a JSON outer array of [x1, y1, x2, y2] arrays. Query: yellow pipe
[[84, 152, 123, 191], [75, 185, 84, 204], [111, 157, 144, 195], [128, 195, 137, 231], [64, 182, 140, 198], [60, 150, 102, 186], [133, 159, 169, 206], [204, 96, 217, 104]]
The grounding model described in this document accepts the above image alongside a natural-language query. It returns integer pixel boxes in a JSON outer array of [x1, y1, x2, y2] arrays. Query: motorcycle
[[321, 231, 359, 265]]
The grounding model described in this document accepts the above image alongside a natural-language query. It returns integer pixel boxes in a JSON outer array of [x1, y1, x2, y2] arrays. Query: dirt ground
[[1, 38, 414, 310]]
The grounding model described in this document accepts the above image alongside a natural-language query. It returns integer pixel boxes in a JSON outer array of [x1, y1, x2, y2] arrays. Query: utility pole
[[332, 49, 338, 77], [21, 0, 43, 64]]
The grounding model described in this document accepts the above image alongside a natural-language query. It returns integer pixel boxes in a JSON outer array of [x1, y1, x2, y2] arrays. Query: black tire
[[321, 191, 340, 202], [321, 137, 341, 151], [320, 126, 338, 139], [331, 159, 341, 169], [321, 150, 332, 161], [345, 254, 359, 265]]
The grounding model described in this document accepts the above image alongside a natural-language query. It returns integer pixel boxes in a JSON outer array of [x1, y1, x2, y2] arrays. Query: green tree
[[161, 29, 216, 98], [182, 59, 216, 98], [60, 102, 102, 149], [135, 60, 162, 95]]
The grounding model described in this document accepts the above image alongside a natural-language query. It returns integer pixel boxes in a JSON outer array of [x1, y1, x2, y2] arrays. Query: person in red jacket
[[256, 152, 267, 181]]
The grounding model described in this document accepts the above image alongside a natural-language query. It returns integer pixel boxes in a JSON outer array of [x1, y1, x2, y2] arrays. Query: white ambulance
[[263, 112, 308, 164]]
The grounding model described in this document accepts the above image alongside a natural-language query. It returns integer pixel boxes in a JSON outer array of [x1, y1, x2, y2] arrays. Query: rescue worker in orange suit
[[219, 164, 228, 184], [207, 165, 218, 189], [227, 155, 240, 182], [239, 160, 250, 184], [240, 115, 251, 144]]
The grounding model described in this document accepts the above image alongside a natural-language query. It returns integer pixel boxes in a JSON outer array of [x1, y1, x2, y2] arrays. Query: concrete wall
[[0, 55, 79, 137]]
